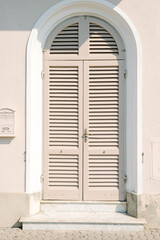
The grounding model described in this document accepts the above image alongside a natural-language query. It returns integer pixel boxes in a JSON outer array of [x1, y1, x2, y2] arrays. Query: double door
[[43, 60, 124, 201]]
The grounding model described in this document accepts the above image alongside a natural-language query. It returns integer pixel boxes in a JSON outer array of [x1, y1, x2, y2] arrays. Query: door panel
[[43, 60, 124, 201], [83, 61, 124, 200], [43, 16, 125, 201], [43, 61, 83, 200]]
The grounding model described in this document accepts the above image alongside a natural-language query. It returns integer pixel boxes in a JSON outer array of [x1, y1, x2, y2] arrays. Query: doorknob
[[83, 128, 92, 143]]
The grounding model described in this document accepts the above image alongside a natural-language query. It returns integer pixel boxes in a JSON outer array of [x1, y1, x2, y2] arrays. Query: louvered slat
[[48, 155, 79, 187], [89, 23, 118, 55], [89, 65, 119, 148], [50, 23, 79, 55], [89, 155, 119, 187], [49, 66, 79, 147]]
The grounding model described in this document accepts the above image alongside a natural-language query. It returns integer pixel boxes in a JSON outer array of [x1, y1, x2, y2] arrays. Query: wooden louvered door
[[43, 61, 83, 200], [43, 16, 125, 200], [83, 60, 124, 200], [43, 60, 124, 201]]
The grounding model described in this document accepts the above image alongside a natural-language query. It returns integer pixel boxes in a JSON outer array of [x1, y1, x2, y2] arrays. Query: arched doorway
[[26, 0, 142, 201], [43, 16, 125, 201]]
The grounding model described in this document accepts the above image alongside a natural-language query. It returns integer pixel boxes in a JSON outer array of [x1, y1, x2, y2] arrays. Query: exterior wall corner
[[0, 192, 40, 227], [127, 192, 160, 229]]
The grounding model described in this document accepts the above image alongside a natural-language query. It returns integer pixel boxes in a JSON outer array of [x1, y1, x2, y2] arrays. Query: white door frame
[[26, 0, 142, 196]]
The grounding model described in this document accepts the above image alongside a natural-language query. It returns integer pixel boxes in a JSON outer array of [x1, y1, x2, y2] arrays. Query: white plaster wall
[[0, 30, 27, 192], [119, 0, 160, 195], [0, 0, 160, 194], [0, 0, 60, 192]]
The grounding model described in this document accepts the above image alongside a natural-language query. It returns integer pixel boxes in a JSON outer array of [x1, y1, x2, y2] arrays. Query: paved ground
[[0, 228, 160, 240]]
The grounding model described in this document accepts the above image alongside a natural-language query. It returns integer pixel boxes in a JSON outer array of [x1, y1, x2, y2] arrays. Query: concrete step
[[40, 201, 127, 214], [20, 212, 146, 231]]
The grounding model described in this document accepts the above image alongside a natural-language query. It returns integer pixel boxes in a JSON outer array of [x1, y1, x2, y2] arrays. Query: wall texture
[[0, 0, 61, 192], [0, 0, 160, 227], [0, 193, 40, 227]]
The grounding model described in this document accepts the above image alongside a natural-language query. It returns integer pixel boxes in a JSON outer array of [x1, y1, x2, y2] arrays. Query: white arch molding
[[26, 0, 142, 196]]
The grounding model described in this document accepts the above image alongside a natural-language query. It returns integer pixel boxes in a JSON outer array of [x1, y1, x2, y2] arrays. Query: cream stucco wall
[[0, 0, 160, 196], [119, 0, 160, 194], [0, 0, 60, 192]]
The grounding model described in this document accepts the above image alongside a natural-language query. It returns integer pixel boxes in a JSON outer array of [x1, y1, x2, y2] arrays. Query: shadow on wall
[[0, 0, 122, 31], [109, 0, 122, 5], [0, 138, 14, 144]]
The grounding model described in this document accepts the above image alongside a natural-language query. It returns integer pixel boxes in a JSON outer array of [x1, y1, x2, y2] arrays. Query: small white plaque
[[0, 108, 15, 137]]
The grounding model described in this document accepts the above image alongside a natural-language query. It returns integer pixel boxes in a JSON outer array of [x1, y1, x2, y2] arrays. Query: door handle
[[83, 128, 92, 143]]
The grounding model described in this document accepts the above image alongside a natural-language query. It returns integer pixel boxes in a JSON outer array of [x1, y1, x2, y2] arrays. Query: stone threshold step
[[41, 201, 127, 204], [20, 212, 146, 231], [41, 201, 127, 213]]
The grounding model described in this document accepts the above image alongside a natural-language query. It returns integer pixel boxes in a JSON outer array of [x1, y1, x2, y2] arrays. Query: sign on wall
[[0, 108, 15, 137]]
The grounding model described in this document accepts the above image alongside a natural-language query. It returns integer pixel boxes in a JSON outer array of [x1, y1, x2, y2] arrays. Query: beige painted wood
[[43, 16, 125, 201], [44, 16, 124, 61], [83, 60, 124, 201], [43, 61, 83, 200]]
